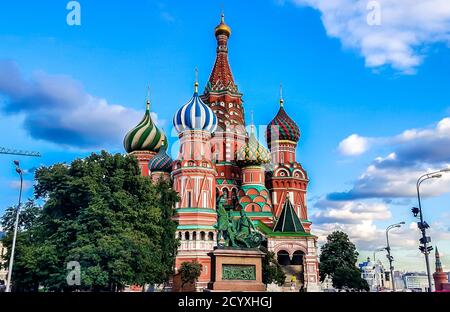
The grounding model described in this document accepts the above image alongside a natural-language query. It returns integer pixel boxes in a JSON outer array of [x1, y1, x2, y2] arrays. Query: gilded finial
[[194, 67, 199, 93], [250, 110, 255, 133], [215, 10, 231, 37], [146, 84, 151, 110], [279, 83, 284, 107]]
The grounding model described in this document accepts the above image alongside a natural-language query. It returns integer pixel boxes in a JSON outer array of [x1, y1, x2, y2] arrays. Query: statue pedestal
[[208, 247, 266, 292]]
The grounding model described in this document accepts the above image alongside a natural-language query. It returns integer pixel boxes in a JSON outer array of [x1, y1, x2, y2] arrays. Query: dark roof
[[273, 197, 305, 233]]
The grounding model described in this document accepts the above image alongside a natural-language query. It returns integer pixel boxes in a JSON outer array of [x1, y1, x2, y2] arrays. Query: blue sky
[[1, 0, 450, 271]]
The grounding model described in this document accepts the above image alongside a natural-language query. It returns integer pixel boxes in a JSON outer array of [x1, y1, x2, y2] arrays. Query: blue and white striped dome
[[173, 83, 218, 133]]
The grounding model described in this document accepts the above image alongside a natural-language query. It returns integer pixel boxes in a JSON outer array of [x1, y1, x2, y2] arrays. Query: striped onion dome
[[173, 82, 218, 133], [123, 100, 166, 153], [237, 126, 271, 166], [148, 140, 173, 173], [266, 98, 300, 148]]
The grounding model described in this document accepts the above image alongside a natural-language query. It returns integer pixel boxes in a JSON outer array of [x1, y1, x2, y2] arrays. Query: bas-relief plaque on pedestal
[[207, 247, 266, 292]]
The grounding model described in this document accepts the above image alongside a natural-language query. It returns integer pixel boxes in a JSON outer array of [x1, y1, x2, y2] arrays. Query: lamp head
[[399, 221, 406, 225], [430, 173, 442, 179]]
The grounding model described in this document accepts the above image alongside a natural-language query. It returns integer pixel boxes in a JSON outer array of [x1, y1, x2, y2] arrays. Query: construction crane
[[0, 147, 41, 157]]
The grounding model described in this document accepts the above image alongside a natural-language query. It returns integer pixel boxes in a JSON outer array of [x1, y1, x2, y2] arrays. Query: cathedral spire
[[206, 13, 237, 95], [435, 247, 443, 273], [203, 13, 245, 132]]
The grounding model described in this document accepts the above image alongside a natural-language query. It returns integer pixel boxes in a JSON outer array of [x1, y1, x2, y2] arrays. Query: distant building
[[0, 232, 7, 284], [393, 270, 406, 291], [403, 272, 432, 292], [359, 257, 386, 291], [433, 247, 450, 292]]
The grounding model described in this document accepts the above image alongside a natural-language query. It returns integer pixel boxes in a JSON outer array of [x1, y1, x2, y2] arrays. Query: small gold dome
[[215, 13, 231, 37]]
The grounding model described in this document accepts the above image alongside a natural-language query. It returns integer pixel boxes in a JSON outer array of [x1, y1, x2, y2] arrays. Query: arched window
[[192, 232, 197, 241], [200, 231, 206, 240], [208, 232, 214, 241], [232, 189, 238, 207], [185, 232, 190, 240], [187, 191, 192, 207], [222, 188, 229, 200], [292, 250, 304, 265], [277, 250, 290, 266]]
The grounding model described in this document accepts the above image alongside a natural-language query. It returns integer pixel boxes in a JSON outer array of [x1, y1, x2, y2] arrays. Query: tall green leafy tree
[[319, 231, 369, 291], [1, 151, 179, 291]]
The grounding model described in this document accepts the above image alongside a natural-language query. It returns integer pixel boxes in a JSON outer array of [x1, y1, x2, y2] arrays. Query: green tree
[[1, 151, 179, 292], [262, 250, 286, 286], [179, 261, 202, 289], [1, 199, 41, 232], [319, 231, 369, 291], [333, 266, 370, 291]]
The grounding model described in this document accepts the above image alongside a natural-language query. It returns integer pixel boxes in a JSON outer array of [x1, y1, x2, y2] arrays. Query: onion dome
[[266, 96, 300, 148], [124, 99, 166, 153], [237, 126, 271, 166], [215, 13, 231, 37], [173, 81, 218, 133], [148, 140, 173, 173]]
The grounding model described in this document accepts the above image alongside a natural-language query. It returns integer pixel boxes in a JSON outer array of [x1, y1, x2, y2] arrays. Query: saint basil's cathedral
[[123, 14, 320, 291]]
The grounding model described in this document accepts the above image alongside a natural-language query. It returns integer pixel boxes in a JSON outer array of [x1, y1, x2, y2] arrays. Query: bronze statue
[[215, 195, 264, 248]]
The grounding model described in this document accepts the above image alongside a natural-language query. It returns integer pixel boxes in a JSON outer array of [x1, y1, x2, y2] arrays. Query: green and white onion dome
[[123, 100, 166, 153]]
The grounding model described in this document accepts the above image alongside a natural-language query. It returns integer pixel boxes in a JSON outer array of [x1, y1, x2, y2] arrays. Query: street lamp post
[[414, 168, 450, 292], [5, 160, 23, 292], [373, 248, 385, 262], [385, 222, 405, 292]]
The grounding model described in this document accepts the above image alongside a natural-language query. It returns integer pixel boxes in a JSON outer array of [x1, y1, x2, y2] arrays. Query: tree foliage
[[179, 261, 202, 288], [333, 266, 370, 291], [1, 151, 179, 291], [262, 250, 286, 286], [319, 231, 369, 291]]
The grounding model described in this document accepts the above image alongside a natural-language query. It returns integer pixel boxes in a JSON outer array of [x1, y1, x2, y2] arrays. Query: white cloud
[[314, 220, 420, 251], [0, 60, 164, 150], [313, 199, 391, 223], [338, 134, 371, 156], [288, 0, 450, 72], [331, 117, 450, 199], [312, 199, 397, 250]]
